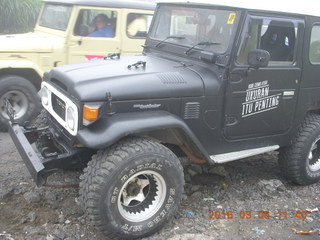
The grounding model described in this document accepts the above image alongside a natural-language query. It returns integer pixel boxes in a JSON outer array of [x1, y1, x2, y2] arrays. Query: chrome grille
[[51, 94, 66, 120]]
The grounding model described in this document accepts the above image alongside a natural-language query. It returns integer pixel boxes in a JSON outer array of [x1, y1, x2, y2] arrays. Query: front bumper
[[8, 120, 82, 187], [6, 94, 86, 187], [8, 122, 47, 187]]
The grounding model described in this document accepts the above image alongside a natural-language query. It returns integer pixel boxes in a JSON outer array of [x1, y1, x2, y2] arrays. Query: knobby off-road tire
[[279, 114, 320, 185], [33, 109, 49, 128], [33, 109, 50, 151], [0, 76, 40, 132], [33, 109, 92, 170], [79, 137, 184, 239]]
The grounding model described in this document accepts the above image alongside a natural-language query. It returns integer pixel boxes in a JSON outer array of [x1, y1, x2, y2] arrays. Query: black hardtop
[[156, 1, 319, 18], [43, 0, 155, 10]]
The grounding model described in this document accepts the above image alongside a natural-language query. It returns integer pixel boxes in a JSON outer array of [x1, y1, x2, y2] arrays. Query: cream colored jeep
[[0, 0, 154, 131]]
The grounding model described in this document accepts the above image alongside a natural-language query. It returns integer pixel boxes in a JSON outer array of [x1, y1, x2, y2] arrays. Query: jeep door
[[68, 7, 121, 62], [224, 15, 304, 139]]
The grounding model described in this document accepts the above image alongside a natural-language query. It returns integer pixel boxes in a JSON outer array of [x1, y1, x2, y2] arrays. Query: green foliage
[[0, 0, 42, 34]]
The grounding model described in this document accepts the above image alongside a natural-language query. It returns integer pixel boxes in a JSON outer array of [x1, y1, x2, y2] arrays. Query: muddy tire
[[33, 109, 92, 170], [0, 76, 40, 132], [32, 109, 50, 151], [79, 137, 184, 239], [33, 109, 50, 128], [279, 114, 320, 185]]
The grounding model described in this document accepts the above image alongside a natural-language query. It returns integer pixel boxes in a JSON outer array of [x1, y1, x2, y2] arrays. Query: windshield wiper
[[185, 41, 221, 55], [155, 35, 186, 47]]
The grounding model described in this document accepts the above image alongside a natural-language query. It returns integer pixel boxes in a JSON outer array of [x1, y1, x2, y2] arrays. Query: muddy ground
[[0, 131, 319, 240]]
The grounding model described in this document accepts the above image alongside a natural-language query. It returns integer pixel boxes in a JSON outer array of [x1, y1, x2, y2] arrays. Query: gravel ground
[[0, 131, 320, 240]]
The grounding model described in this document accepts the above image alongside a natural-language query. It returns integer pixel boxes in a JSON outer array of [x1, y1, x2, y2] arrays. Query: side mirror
[[247, 49, 270, 69]]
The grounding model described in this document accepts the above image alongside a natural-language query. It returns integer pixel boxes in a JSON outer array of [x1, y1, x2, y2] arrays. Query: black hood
[[46, 55, 204, 102]]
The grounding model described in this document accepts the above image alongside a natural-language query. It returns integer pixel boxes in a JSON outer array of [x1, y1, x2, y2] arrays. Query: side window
[[126, 13, 153, 38], [237, 17, 297, 65], [310, 25, 320, 64], [74, 9, 117, 38]]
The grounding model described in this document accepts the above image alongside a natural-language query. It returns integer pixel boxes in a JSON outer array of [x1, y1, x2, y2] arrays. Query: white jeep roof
[[156, 0, 320, 17]]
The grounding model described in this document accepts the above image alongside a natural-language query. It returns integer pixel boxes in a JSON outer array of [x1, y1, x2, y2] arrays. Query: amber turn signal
[[83, 105, 99, 122]]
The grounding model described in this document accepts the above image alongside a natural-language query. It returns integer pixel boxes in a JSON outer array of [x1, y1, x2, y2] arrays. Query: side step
[[210, 145, 279, 164]]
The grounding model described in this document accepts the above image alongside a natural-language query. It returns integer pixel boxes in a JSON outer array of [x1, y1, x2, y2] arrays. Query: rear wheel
[[279, 114, 320, 185], [0, 76, 40, 132], [80, 137, 184, 239]]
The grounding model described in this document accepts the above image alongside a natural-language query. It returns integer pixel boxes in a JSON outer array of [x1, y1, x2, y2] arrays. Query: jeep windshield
[[150, 5, 236, 54], [39, 4, 72, 31]]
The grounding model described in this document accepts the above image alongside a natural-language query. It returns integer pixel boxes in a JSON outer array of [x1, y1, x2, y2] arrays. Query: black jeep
[[7, 0, 320, 239]]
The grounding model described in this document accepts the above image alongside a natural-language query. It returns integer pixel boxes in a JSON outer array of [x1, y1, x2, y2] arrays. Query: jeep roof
[[159, 0, 320, 17], [43, 0, 155, 10]]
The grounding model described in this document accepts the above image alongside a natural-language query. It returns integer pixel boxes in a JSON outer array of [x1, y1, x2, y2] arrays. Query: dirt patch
[[0, 132, 319, 239]]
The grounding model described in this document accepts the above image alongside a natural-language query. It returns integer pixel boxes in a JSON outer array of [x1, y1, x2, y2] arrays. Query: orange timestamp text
[[208, 210, 308, 220]]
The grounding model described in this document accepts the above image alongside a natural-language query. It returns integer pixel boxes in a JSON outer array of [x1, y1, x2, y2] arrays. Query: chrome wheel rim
[[118, 170, 166, 222], [0, 90, 28, 120], [308, 138, 320, 172]]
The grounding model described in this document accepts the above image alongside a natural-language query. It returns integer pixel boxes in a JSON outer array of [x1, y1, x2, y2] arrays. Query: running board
[[210, 145, 279, 164]]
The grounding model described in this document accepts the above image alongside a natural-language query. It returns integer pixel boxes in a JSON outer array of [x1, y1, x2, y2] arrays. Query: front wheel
[[79, 137, 184, 239], [279, 114, 320, 185], [0, 76, 41, 132]]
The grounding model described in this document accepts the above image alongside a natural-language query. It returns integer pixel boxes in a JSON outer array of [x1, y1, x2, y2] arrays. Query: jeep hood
[[46, 55, 205, 101], [0, 32, 55, 53]]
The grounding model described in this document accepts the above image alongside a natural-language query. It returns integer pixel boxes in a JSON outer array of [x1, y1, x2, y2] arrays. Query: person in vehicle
[[88, 14, 114, 37]]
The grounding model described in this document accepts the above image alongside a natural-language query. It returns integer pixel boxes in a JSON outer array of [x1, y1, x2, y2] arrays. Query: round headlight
[[41, 86, 49, 106], [66, 106, 75, 130]]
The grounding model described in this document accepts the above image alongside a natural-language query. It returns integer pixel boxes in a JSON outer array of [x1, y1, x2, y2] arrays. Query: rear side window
[[310, 25, 320, 64], [126, 13, 153, 38], [237, 17, 298, 65]]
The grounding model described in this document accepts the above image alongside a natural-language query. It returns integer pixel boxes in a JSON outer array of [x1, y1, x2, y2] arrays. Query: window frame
[[73, 7, 118, 38], [309, 23, 320, 65], [148, 5, 239, 55], [126, 12, 153, 39], [236, 14, 302, 67]]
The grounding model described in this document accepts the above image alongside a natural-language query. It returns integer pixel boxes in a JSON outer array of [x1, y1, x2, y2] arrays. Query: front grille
[[52, 94, 66, 120], [42, 81, 78, 136]]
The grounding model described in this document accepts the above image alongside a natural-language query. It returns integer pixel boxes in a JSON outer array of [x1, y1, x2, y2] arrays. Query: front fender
[[0, 60, 43, 77], [76, 111, 211, 161]]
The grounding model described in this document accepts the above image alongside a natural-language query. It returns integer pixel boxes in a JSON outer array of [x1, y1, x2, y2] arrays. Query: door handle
[[69, 37, 83, 47], [225, 115, 238, 126], [229, 69, 246, 83]]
